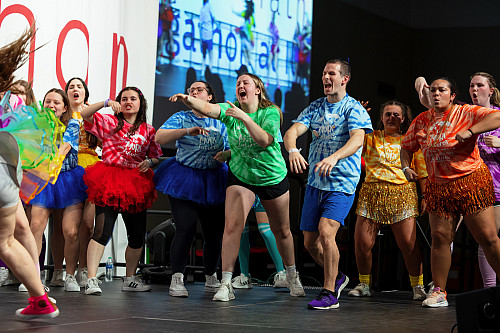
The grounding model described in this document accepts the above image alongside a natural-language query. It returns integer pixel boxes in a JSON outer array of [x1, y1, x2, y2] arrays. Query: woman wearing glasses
[[154, 80, 229, 297]]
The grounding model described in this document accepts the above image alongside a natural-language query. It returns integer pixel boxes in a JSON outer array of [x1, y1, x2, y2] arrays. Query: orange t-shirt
[[363, 130, 427, 184], [402, 104, 498, 183]]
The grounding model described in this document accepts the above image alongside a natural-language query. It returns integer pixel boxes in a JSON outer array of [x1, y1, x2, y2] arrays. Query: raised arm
[[284, 122, 309, 173], [155, 127, 209, 145], [58, 142, 72, 158], [81, 99, 120, 123], [169, 93, 221, 119], [415, 77, 432, 109], [456, 111, 500, 142], [223, 101, 274, 147], [315, 128, 365, 178]]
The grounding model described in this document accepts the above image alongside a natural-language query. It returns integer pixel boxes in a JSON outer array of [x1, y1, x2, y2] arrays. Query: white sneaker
[[285, 271, 306, 297], [273, 270, 286, 288], [205, 273, 220, 292], [3, 269, 20, 285], [76, 268, 88, 288], [232, 274, 252, 289], [422, 287, 448, 308], [65, 274, 80, 292], [0, 267, 9, 285], [122, 275, 152, 292], [18, 283, 49, 293], [427, 281, 435, 297], [413, 284, 427, 301], [50, 269, 64, 287], [212, 281, 235, 302], [169, 273, 188, 297], [348, 283, 373, 297], [85, 277, 102, 295]]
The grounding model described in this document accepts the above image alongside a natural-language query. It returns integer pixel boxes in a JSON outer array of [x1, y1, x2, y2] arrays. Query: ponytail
[[491, 87, 500, 107]]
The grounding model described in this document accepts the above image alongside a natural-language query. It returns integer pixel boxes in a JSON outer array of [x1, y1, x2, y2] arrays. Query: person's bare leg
[[125, 246, 143, 277], [29, 206, 51, 255], [220, 186, 254, 272], [14, 202, 38, 264], [261, 191, 296, 266], [465, 207, 500, 278], [353, 216, 379, 275], [51, 210, 65, 271], [61, 203, 83, 275], [78, 200, 94, 270], [428, 213, 458, 291], [86, 239, 105, 279], [317, 218, 341, 291], [391, 217, 422, 277], [0, 204, 44, 297]]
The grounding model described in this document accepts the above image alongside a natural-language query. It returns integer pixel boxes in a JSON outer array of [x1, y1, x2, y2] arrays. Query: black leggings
[[92, 205, 147, 249], [168, 196, 225, 275]]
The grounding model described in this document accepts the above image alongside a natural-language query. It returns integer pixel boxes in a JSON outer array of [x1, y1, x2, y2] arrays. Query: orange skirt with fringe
[[426, 164, 494, 218]]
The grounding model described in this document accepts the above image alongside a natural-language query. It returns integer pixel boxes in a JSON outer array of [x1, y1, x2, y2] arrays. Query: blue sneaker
[[335, 271, 349, 299], [307, 289, 339, 310]]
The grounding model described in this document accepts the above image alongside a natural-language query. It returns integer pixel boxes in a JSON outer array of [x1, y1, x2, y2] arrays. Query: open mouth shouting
[[471, 92, 478, 102], [238, 89, 247, 99]]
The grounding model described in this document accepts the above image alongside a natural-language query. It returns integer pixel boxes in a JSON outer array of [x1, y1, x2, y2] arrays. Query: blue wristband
[[104, 99, 110, 108]]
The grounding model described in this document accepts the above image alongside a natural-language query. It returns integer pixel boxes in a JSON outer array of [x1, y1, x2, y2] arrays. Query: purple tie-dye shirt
[[477, 105, 500, 201]]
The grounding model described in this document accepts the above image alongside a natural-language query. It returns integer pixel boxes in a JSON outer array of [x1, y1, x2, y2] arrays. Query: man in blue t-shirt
[[284, 59, 373, 310]]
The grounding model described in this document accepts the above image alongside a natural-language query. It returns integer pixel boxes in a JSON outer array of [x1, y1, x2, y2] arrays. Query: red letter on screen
[[110, 33, 128, 99]]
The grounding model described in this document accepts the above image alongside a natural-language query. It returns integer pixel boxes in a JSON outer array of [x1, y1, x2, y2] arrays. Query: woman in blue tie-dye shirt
[[155, 81, 229, 298]]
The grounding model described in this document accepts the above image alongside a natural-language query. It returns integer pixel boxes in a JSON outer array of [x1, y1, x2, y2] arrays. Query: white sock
[[221, 271, 233, 283], [285, 264, 297, 278]]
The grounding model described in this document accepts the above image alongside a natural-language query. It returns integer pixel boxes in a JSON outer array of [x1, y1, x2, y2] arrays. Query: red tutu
[[83, 162, 157, 213]]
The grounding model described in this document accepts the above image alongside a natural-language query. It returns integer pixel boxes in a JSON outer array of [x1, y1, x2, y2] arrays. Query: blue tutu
[[154, 157, 227, 206], [30, 166, 87, 209]]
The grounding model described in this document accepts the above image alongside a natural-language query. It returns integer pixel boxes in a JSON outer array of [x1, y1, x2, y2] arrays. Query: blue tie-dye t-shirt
[[61, 118, 80, 172], [293, 95, 373, 194], [160, 110, 229, 169]]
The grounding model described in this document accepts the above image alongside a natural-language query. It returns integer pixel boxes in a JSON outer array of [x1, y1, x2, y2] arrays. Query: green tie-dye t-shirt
[[219, 102, 287, 186]]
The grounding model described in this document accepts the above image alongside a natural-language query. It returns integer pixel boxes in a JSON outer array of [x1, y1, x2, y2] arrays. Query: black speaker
[[146, 218, 175, 266], [455, 286, 500, 332]]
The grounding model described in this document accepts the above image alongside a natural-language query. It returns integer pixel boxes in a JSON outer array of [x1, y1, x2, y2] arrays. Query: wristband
[[402, 167, 410, 173], [468, 128, 474, 136], [147, 158, 153, 167], [186, 128, 191, 135], [104, 99, 110, 108], [288, 148, 302, 154]]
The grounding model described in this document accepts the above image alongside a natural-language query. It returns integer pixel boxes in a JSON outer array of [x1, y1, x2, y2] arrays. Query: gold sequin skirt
[[426, 163, 494, 218], [356, 182, 419, 224]]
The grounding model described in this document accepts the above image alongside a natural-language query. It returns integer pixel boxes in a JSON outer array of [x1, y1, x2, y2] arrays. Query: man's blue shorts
[[300, 185, 355, 231]]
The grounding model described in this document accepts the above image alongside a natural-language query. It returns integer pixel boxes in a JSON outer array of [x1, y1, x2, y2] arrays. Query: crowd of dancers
[[2, 27, 500, 321]]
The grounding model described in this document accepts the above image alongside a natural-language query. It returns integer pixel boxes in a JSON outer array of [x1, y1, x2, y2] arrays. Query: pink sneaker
[[15, 293, 59, 320]]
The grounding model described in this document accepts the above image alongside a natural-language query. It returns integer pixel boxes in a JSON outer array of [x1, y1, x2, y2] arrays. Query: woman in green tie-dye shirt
[[170, 73, 305, 302]]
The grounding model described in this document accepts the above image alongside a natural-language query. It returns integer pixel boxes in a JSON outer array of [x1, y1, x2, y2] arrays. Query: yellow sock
[[359, 274, 371, 286], [409, 274, 423, 287]]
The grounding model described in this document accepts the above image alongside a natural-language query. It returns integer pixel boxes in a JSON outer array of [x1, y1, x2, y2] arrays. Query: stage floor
[[1, 279, 457, 332]]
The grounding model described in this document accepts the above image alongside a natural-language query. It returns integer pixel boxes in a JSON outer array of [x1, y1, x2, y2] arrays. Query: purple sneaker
[[335, 272, 349, 299], [308, 289, 339, 310]]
